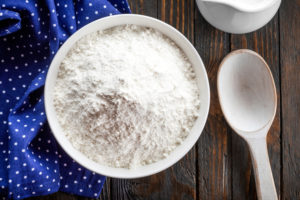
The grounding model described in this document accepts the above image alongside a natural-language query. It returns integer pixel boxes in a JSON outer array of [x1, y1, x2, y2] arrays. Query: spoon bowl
[[218, 49, 278, 200], [218, 49, 277, 133]]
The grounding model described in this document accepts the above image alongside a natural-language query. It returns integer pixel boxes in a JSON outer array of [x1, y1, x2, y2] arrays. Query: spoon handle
[[246, 137, 278, 200]]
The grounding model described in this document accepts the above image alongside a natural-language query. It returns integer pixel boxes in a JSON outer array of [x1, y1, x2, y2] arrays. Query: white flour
[[54, 25, 200, 169]]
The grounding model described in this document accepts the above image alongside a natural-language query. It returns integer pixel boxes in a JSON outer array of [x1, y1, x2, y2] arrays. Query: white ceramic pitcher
[[196, 0, 281, 34]]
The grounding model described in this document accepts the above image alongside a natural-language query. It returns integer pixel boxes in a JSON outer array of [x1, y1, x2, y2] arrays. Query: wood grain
[[230, 14, 281, 200], [128, 0, 158, 17], [99, 178, 111, 200], [194, 6, 232, 200], [279, 0, 300, 199]]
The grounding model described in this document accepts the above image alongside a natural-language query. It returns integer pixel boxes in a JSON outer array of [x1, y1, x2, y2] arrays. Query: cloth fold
[[0, 0, 130, 199]]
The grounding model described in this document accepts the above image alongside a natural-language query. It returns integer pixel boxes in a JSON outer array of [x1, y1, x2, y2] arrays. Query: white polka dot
[[23, 163, 27, 166], [64, 4, 68, 7], [95, 11, 98, 14], [70, 26, 74, 29], [24, 176, 27, 179], [103, 5, 107, 8], [85, 16, 89, 20], [79, 189, 83, 192], [15, 171, 19, 174]]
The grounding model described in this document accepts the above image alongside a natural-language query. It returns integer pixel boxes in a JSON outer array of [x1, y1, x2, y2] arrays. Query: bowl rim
[[44, 14, 210, 179]]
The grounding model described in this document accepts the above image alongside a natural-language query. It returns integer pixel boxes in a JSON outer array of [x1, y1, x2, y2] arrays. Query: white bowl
[[44, 14, 210, 179], [196, 0, 281, 34]]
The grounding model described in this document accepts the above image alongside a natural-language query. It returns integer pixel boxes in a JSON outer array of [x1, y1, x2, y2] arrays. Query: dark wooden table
[[29, 0, 300, 199]]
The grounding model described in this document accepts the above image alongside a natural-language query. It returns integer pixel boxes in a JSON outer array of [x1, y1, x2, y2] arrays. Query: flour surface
[[54, 25, 200, 169]]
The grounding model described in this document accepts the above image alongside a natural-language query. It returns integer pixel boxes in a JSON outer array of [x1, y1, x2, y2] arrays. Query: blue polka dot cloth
[[0, 0, 130, 199]]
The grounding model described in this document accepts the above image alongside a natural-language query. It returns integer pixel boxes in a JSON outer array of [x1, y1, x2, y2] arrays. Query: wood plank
[[230, 15, 281, 199], [26, 192, 78, 200], [279, 0, 300, 199], [128, 0, 158, 17], [99, 178, 111, 200], [110, 0, 197, 199], [194, 6, 232, 200]]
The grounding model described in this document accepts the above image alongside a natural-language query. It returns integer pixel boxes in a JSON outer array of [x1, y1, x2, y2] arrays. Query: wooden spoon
[[217, 49, 278, 200]]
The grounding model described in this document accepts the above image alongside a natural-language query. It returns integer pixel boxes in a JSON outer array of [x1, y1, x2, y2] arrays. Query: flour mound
[[54, 25, 200, 169]]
